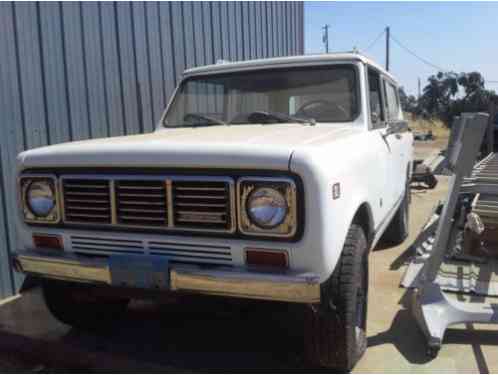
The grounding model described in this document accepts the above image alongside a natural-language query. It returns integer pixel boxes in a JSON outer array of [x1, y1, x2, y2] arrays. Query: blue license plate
[[109, 254, 170, 290]]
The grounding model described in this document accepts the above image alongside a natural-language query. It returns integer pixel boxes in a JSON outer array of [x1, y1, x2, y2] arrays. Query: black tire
[[427, 345, 440, 359], [304, 224, 369, 371], [42, 281, 129, 331], [383, 185, 410, 245], [425, 174, 438, 189]]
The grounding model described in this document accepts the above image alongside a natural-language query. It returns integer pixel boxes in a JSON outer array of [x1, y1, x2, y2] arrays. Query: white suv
[[13, 53, 412, 370]]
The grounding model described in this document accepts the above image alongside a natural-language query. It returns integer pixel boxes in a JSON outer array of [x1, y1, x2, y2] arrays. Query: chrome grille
[[62, 179, 111, 224], [149, 241, 232, 263], [173, 180, 233, 231], [71, 235, 143, 254], [60, 175, 234, 233], [116, 180, 167, 227], [69, 235, 232, 265]]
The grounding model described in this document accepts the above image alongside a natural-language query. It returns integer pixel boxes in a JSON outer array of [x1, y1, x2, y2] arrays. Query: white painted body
[[15, 54, 413, 284]]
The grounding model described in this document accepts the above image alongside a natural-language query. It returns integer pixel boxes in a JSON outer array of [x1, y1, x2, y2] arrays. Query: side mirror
[[385, 121, 409, 136]]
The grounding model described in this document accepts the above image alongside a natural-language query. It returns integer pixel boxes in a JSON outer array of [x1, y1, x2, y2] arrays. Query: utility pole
[[418, 77, 421, 99], [322, 24, 330, 53], [385, 26, 390, 71]]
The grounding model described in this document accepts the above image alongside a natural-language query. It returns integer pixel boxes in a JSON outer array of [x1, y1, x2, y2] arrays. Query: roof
[[183, 52, 398, 82]]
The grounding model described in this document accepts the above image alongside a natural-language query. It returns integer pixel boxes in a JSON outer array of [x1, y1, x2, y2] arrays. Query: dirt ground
[[355, 136, 498, 373], [410, 117, 450, 161], [1, 136, 497, 373], [355, 173, 454, 372]]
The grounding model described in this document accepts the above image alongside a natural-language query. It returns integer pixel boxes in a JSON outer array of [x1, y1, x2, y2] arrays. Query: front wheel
[[304, 224, 369, 371]]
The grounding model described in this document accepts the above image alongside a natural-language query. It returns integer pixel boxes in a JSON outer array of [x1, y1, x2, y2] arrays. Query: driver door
[[368, 69, 393, 219], [382, 78, 408, 204]]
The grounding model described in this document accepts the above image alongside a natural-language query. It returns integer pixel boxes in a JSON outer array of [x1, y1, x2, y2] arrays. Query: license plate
[[109, 254, 170, 290]]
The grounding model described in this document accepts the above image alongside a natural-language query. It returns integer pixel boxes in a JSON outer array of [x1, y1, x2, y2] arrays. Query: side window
[[384, 81, 400, 121], [368, 69, 385, 129]]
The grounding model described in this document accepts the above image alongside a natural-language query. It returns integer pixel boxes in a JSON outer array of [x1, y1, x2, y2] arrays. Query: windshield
[[163, 65, 359, 128]]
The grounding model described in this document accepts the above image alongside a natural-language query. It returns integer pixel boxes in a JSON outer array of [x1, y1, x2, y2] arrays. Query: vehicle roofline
[[182, 53, 399, 83]]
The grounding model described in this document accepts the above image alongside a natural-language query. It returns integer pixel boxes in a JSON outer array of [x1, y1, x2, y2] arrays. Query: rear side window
[[384, 81, 400, 120]]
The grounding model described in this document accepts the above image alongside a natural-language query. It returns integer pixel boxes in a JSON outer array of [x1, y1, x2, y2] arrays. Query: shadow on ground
[[367, 306, 430, 365], [62, 297, 309, 371], [1, 282, 496, 372]]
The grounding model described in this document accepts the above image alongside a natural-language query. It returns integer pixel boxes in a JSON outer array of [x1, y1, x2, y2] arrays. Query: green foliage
[[414, 71, 497, 126], [398, 86, 418, 113]]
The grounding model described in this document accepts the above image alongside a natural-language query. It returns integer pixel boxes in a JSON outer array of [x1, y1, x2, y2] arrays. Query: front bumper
[[13, 252, 320, 304]]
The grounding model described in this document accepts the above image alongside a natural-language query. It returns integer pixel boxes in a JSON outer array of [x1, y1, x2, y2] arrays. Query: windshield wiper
[[182, 113, 227, 127], [247, 111, 316, 126]]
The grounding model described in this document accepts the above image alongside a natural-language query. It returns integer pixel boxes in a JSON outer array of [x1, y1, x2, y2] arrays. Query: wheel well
[[352, 203, 374, 248]]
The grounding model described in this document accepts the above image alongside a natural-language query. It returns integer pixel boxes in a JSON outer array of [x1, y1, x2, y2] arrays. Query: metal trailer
[[446, 102, 498, 166], [407, 113, 498, 358]]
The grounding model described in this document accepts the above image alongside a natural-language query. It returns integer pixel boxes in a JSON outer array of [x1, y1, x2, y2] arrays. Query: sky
[[304, 2, 498, 96]]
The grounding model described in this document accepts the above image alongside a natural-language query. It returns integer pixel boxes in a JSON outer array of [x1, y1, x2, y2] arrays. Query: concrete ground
[[1, 139, 497, 372], [356, 174, 498, 373]]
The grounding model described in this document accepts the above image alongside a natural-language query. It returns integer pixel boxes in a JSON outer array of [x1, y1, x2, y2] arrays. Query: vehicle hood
[[18, 124, 360, 171]]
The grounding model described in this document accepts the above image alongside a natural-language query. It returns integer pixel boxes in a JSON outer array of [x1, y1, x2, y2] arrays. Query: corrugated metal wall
[[0, 1, 304, 299]]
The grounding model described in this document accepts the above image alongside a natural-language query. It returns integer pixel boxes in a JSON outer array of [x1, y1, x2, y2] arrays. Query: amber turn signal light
[[245, 248, 288, 268], [33, 234, 63, 250]]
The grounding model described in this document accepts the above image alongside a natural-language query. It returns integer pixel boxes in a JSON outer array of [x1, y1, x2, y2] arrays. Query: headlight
[[238, 178, 298, 238], [27, 181, 55, 217], [20, 175, 59, 223], [247, 188, 288, 228]]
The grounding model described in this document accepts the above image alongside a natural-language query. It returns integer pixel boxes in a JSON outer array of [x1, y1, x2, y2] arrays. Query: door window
[[384, 81, 400, 121], [368, 69, 385, 129]]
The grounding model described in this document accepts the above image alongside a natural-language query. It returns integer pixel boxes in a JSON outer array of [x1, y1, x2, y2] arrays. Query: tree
[[418, 71, 498, 126], [457, 72, 494, 111], [418, 72, 458, 122], [458, 72, 485, 98], [398, 87, 417, 113]]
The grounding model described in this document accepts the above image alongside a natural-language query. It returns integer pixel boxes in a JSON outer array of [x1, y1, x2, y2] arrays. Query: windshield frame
[[159, 62, 362, 129]]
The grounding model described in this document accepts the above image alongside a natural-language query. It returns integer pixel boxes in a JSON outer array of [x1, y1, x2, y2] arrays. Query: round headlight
[[26, 181, 55, 217], [247, 187, 288, 228]]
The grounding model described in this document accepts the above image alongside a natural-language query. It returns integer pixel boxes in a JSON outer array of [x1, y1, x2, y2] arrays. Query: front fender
[[290, 147, 377, 282]]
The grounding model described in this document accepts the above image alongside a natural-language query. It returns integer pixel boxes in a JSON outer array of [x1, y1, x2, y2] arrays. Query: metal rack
[[408, 113, 498, 357]]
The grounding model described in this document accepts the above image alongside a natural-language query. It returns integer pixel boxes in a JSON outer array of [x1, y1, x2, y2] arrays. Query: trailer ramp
[[401, 113, 498, 358]]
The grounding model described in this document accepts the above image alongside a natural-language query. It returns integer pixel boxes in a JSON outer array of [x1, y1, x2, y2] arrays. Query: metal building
[[0, 1, 304, 299]]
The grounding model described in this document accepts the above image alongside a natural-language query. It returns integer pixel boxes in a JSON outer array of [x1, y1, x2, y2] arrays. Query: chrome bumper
[[14, 252, 320, 304]]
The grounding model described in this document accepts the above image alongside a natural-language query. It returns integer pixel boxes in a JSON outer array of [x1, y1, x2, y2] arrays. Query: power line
[[364, 29, 385, 52], [390, 33, 498, 87], [360, 30, 498, 88], [389, 33, 450, 73]]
